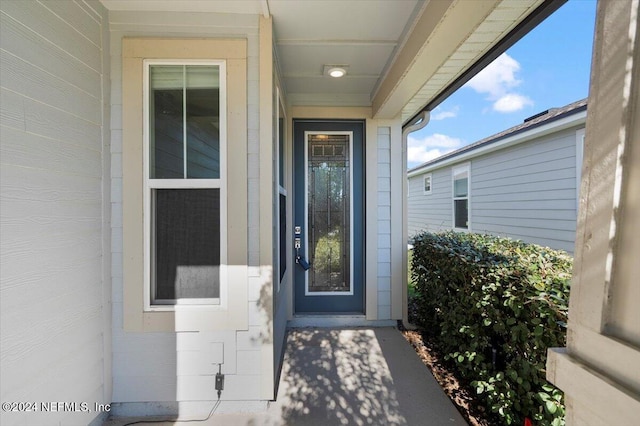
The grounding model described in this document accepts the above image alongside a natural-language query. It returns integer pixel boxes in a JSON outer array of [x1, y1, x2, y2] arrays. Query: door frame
[[292, 119, 365, 314]]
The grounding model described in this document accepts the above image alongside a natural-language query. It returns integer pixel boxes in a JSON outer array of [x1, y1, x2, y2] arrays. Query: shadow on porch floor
[[107, 327, 466, 425]]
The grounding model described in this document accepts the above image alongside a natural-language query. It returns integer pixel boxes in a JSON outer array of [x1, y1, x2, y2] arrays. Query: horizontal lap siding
[[0, 1, 109, 425], [109, 11, 265, 406], [408, 127, 580, 253], [377, 128, 391, 319], [471, 128, 579, 253], [407, 168, 451, 238]]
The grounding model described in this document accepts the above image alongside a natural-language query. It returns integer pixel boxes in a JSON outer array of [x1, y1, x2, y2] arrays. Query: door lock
[[294, 226, 310, 270]]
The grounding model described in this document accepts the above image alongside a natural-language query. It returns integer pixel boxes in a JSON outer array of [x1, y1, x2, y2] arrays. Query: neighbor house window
[[423, 173, 432, 194], [145, 61, 226, 306], [452, 164, 470, 229]]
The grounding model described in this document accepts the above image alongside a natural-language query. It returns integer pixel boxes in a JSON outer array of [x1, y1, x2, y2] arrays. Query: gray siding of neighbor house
[[408, 168, 452, 236], [0, 1, 111, 426], [408, 127, 581, 253], [471, 128, 579, 253]]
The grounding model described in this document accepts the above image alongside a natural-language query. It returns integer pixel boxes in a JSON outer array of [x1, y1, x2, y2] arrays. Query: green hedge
[[411, 231, 572, 425]]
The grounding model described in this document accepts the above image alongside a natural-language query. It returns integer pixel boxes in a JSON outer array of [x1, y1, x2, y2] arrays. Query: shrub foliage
[[411, 231, 572, 425]]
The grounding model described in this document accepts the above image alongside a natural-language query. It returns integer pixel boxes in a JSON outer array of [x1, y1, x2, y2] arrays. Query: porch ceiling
[[100, 0, 545, 123]]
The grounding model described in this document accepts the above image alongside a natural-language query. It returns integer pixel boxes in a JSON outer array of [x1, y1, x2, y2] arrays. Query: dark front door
[[293, 120, 364, 314]]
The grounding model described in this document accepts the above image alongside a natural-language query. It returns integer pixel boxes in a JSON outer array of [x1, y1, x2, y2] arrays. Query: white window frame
[[452, 163, 471, 231], [142, 59, 228, 311], [423, 173, 433, 195]]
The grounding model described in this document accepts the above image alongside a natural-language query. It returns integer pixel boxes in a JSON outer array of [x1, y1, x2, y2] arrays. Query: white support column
[[258, 15, 275, 400], [546, 0, 640, 423]]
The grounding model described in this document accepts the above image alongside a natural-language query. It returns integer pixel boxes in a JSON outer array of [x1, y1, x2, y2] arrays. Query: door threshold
[[288, 315, 396, 328]]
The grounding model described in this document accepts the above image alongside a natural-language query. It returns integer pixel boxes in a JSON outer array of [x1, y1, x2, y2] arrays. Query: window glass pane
[[150, 65, 184, 178], [186, 65, 220, 178], [454, 199, 468, 229], [454, 176, 468, 197], [153, 189, 220, 301], [149, 64, 220, 179], [424, 176, 431, 192]]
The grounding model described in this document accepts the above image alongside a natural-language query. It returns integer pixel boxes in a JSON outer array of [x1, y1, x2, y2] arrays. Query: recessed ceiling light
[[324, 65, 349, 78], [328, 67, 346, 78]]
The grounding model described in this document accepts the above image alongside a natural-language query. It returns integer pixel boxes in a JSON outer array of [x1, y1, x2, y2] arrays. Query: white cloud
[[465, 53, 533, 113], [466, 53, 521, 97], [407, 133, 463, 166], [431, 105, 459, 121], [493, 93, 534, 113]]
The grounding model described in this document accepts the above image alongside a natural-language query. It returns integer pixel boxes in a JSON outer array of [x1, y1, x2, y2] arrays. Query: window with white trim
[[423, 173, 432, 194], [144, 61, 226, 306], [452, 164, 470, 230]]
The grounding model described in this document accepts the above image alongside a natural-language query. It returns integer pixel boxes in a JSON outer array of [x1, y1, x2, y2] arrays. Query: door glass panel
[[308, 134, 350, 292]]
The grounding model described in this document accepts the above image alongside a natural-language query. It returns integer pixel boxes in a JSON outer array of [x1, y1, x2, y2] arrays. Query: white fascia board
[[407, 111, 587, 178]]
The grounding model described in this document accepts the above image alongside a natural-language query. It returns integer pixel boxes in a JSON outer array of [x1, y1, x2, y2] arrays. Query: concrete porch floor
[[106, 327, 466, 425]]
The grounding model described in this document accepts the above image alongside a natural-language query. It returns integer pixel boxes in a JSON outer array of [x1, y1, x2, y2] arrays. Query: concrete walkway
[[107, 327, 467, 425]]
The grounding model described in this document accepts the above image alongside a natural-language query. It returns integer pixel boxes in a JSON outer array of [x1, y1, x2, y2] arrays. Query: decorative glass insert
[[149, 65, 220, 179], [307, 134, 351, 292]]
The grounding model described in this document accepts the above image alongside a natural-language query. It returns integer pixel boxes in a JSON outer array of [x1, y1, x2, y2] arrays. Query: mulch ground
[[399, 302, 496, 426]]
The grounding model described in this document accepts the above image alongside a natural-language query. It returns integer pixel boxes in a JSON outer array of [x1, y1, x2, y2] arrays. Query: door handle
[[294, 225, 311, 271], [296, 255, 311, 271]]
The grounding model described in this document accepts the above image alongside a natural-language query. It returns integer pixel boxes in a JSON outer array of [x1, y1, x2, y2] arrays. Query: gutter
[[401, 111, 430, 330]]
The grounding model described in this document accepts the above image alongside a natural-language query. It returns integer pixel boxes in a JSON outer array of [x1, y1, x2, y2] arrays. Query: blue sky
[[407, 0, 597, 169]]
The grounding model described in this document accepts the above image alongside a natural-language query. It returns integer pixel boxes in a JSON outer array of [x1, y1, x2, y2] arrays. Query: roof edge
[[408, 101, 587, 177]]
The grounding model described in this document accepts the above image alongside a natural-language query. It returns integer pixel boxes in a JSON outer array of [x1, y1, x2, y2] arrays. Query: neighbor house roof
[[407, 98, 587, 177]]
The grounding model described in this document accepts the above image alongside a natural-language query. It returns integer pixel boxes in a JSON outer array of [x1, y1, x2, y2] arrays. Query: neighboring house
[[1, 1, 638, 426], [407, 99, 587, 253]]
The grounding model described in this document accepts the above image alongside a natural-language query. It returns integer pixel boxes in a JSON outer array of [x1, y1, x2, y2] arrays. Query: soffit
[[267, 0, 422, 107], [100, 0, 545, 121], [393, 0, 546, 123], [100, 0, 263, 14]]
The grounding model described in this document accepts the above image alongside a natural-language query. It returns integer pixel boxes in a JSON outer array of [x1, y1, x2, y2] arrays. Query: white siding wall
[[109, 11, 268, 413], [0, 1, 111, 425], [407, 127, 581, 253], [377, 127, 392, 319]]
